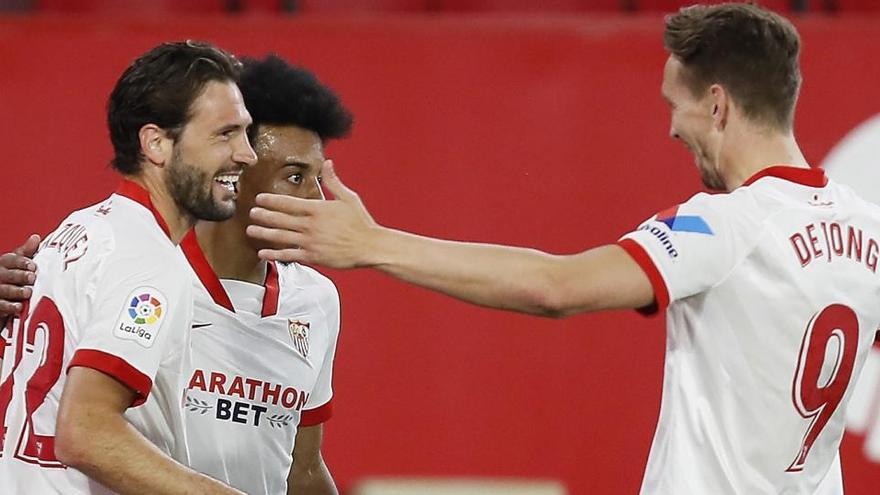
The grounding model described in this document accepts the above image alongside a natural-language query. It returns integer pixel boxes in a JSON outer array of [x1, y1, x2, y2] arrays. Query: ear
[[708, 84, 729, 131], [138, 124, 174, 167]]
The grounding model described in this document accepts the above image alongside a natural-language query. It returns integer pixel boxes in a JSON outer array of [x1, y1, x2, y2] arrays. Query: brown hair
[[664, 3, 802, 131], [107, 41, 243, 174]]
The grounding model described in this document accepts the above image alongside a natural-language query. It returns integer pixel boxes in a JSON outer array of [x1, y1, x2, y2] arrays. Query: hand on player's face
[[246, 160, 376, 268], [237, 125, 326, 251], [0, 234, 41, 316]]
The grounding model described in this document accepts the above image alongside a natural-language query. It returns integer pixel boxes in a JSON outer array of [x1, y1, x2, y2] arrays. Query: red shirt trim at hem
[[68, 349, 153, 407], [617, 239, 670, 315], [300, 400, 333, 426]]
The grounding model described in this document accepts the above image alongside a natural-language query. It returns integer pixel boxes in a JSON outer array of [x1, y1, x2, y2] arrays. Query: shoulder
[[279, 262, 338, 297], [278, 262, 340, 318]]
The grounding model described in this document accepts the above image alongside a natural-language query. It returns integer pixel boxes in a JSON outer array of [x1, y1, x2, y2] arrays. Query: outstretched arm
[[247, 162, 654, 318]]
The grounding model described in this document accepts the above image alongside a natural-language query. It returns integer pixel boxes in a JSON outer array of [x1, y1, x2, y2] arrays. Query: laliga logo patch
[[129, 293, 163, 324], [114, 287, 168, 348], [288, 319, 310, 359]]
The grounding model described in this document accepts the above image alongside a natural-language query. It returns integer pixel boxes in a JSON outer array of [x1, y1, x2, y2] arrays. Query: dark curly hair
[[239, 54, 353, 143], [107, 40, 242, 174]]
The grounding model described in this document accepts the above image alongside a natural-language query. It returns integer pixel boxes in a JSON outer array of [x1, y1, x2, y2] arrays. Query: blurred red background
[[1, 8, 878, 494]]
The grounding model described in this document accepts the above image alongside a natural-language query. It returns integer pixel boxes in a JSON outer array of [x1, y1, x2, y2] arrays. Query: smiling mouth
[[214, 173, 240, 196]]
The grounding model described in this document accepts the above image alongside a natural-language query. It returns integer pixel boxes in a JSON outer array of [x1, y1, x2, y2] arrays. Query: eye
[[316, 175, 323, 184], [288, 173, 303, 185]]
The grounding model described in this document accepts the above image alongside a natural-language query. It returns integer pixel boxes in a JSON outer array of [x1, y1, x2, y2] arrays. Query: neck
[[195, 215, 267, 284], [720, 127, 809, 191], [127, 174, 194, 244]]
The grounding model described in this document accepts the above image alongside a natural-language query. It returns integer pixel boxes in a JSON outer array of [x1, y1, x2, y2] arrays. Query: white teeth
[[214, 174, 239, 184]]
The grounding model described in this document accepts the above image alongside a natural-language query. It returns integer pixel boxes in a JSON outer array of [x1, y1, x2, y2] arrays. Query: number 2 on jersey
[[787, 304, 859, 472], [0, 297, 66, 467]]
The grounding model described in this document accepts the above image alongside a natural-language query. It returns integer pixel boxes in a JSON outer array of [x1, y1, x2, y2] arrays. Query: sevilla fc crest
[[288, 319, 310, 358]]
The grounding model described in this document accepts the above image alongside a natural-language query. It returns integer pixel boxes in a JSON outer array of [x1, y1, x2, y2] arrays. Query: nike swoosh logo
[[191, 323, 213, 329]]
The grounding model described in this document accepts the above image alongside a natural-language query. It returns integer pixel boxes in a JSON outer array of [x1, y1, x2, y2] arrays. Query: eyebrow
[[282, 161, 313, 169], [214, 123, 246, 135]]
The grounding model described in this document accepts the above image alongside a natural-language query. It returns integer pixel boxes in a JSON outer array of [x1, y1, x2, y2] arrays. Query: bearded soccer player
[[246, 4, 880, 494], [0, 55, 352, 495], [0, 41, 255, 494]]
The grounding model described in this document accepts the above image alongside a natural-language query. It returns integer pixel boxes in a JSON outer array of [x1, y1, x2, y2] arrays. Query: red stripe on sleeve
[[68, 349, 153, 407], [617, 238, 670, 315], [300, 400, 333, 426]]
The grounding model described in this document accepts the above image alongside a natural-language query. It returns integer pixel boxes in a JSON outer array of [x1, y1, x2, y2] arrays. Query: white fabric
[[183, 261, 340, 495], [0, 193, 194, 494], [622, 172, 880, 494]]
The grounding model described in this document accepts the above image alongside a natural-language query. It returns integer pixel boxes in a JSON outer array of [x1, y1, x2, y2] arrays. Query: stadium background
[[1, 1, 879, 493]]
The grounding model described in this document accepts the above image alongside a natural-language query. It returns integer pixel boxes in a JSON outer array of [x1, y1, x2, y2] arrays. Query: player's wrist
[[360, 225, 400, 269]]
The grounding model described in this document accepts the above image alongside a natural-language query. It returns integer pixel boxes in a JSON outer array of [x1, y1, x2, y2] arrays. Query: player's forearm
[[365, 227, 579, 317], [56, 406, 242, 495], [288, 456, 338, 495]]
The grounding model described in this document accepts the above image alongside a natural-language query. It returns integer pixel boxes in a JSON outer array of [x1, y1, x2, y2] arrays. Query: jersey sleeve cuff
[[617, 238, 670, 315], [68, 349, 153, 407], [300, 400, 333, 426]]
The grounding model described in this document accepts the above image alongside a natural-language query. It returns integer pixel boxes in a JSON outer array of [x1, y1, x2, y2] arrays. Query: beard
[[698, 159, 726, 191], [690, 138, 726, 191], [165, 147, 236, 222]]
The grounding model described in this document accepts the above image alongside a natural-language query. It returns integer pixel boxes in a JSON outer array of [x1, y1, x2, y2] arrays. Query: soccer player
[[246, 4, 880, 494], [0, 55, 352, 495], [179, 55, 351, 495], [0, 41, 255, 494]]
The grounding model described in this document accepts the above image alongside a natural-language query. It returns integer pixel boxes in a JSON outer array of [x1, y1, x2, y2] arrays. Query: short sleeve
[[618, 193, 740, 313], [300, 286, 340, 427], [69, 242, 191, 407]]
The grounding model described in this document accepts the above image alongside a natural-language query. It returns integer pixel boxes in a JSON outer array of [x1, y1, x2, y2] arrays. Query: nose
[[234, 134, 258, 167], [669, 125, 679, 140]]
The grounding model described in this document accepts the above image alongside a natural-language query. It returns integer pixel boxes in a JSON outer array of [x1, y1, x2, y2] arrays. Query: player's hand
[[0, 234, 41, 317], [247, 160, 379, 268]]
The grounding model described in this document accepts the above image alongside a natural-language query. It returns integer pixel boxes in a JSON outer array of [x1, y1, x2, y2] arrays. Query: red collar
[[115, 180, 172, 239], [742, 165, 828, 188], [180, 230, 280, 317]]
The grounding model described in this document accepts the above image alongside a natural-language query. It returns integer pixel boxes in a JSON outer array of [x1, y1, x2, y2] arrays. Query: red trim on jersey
[[115, 180, 173, 239], [68, 349, 153, 407], [617, 239, 670, 315], [300, 400, 333, 426], [180, 230, 280, 316], [742, 165, 828, 188], [180, 230, 235, 312], [261, 261, 280, 317]]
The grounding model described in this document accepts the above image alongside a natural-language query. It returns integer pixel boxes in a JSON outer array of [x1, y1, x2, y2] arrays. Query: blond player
[[246, 4, 880, 494], [0, 42, 255, 494]]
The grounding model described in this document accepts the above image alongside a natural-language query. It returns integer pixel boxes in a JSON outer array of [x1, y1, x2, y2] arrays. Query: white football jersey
[[179, 231, 339, 495], [619, 166, 880, 494], [0, 181, 194, 494]]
